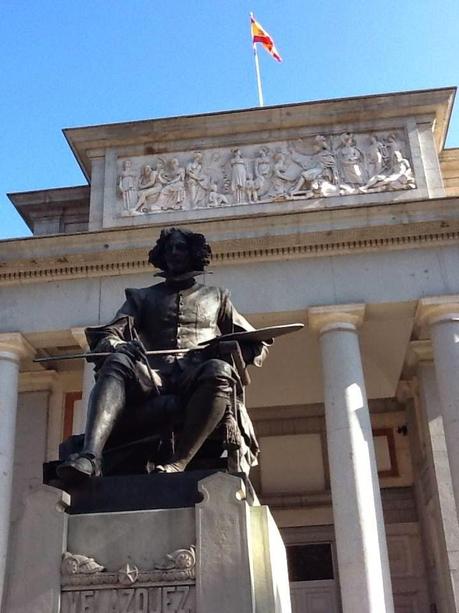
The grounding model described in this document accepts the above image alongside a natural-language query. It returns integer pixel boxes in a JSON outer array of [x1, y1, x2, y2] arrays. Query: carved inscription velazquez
[[60, 585, 195, 613]]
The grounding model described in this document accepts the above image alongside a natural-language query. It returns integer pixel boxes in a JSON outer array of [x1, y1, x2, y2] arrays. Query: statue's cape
[[85, 315, 135, 352]]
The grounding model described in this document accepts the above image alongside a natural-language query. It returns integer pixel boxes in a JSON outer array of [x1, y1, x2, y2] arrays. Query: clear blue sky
[[1, 0, 459, 240]]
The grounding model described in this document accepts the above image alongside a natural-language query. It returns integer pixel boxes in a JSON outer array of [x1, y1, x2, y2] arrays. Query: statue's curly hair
[[148, 227, 212, 273]]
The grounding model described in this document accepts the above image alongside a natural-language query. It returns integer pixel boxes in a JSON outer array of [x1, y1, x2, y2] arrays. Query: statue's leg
[[82, 374, 126, 461], [157, 360, 233, 473], [290, 174, 305, 193], [57, 353, 135, 483]]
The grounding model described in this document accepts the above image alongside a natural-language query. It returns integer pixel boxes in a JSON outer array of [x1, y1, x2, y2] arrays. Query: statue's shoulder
[[124, 284, 166, 307], [124, 286, 148, 301], [125, 283, 164, 298], [194, 283, 230, 301]]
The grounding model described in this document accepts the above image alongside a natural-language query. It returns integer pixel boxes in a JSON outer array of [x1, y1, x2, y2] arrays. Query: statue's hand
[[240, 341, 271, 367], [116, 341, 146, 361]]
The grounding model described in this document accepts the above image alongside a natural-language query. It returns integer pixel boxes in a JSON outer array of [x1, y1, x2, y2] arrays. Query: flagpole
[[253, 43, 264, 107], [250, 12, 264, 107]]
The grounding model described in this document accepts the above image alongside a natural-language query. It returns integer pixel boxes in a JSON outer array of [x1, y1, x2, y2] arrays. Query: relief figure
[[386, 134, 403, 167], [338, 132, 365, 186], [208, 183, 229, 207], [254, 147, 272, 196], [186, 152, 210, 206], [360, 150, 415, 192], [118, 160, 138, 211], [230, 149, 247, 203], [269, 152, 292, 196], [135, 164, 162, 212], [304, 179, 353, 199], [245, 175, 260, 203], [366, 135, 384, 177], [290, 136, 339, 195], [158, 158, 186, 210]]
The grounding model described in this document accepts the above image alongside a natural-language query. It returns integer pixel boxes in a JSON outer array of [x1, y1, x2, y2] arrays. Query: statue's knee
[[200, 359, 233, 379], [99, 352, 135, 379], [197, 359, 234, 394]]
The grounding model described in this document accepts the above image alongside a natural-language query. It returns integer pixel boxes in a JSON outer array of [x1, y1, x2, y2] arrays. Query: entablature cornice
[[19, 370, 59, 393], [64, 87, 455, 179], [2, 196, 459, 287]]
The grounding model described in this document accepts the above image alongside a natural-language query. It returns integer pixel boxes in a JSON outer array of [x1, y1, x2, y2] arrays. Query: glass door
[[287, 543, 340, 613]]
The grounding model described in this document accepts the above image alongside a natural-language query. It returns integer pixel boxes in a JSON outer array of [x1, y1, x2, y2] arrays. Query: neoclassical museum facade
[[1, 87, 459, 612]]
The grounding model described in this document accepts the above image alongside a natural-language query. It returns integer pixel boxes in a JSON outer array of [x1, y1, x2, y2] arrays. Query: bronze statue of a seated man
[[57, 228, 267, 483]]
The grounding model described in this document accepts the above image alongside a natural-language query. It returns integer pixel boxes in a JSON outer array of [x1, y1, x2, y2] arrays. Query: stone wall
[[440, 148, 459, 196]]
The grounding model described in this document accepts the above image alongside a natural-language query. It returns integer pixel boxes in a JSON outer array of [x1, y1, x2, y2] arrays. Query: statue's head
[[313, 135, 327, 151], [340, 132, 353, 146], [148, 228, 211, 277]]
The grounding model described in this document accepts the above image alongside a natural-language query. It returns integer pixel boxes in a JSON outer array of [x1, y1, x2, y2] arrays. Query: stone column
[[0, 333, 35, 608], [417, 296, 459, 515], [406, 341, 459, 612], [71, 327, 95, 434], [309, 305, 394, 613]]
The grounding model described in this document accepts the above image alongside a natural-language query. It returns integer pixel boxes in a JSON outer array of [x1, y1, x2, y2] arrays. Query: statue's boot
[[57, 375, 125, 484], [56, 453, 100, 483], [156, 379, 230, 473]]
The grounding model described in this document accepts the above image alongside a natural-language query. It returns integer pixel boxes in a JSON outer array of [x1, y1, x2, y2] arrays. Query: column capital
[[405, 340, 433, 373], [396, 380, 416, 403], [70, 327, 89, 350], [308, 303, 365, 334], [416, 296, 459, 330], [0, 333, 35, 361], [87, 148, 106, 160]]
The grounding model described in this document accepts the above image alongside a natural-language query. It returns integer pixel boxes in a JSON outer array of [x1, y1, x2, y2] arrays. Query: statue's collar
[[154, 270, 209, 289]]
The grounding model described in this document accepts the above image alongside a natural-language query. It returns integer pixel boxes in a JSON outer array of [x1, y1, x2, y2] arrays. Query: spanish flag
[[250, 15, 282, 63]]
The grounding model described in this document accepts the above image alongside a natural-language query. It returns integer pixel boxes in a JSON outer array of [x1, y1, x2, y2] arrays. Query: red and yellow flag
[[250, 15, 282, 63]]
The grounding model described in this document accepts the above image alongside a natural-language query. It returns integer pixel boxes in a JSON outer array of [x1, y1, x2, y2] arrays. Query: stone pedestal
[[4, 486, 69, 613], [4, 472, 291, 613]]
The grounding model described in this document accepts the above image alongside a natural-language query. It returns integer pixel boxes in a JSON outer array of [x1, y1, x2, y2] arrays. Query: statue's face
[[163, 232, 192, 275]]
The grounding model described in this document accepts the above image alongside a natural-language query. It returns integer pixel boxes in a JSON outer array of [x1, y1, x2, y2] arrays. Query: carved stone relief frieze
[[116, 130, 416, 216], [61, 546, 196, 588]]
